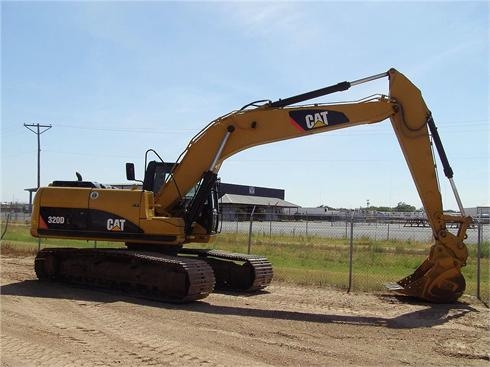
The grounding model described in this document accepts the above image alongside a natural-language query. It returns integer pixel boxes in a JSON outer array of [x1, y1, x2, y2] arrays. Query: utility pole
[[24, 123, 51, 252], [24, 123, 52, 189]]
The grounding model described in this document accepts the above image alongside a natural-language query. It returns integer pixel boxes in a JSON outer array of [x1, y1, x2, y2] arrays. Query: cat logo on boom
[[305, 111, 329, 129], [289, 109, 350, 131], [107, 218, 126, 232]]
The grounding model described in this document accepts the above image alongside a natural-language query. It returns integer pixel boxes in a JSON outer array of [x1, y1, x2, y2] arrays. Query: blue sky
[[1, 1, 488, 210]]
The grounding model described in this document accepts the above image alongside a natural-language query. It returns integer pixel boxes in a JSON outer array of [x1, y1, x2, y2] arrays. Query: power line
[[24, 123, 52, 189], [55, 123, 198, 134], [51, 119, 488, 136]]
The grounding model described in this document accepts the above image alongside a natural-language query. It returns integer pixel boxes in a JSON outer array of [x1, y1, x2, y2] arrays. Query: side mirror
[[126, 163, 136, 181]]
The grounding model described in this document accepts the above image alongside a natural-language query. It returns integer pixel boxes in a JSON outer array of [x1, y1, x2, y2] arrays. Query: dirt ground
[[1, 255, 488, 367]]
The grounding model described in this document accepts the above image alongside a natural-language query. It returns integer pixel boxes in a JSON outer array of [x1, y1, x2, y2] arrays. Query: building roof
[[220, 194, 298, 208], [220, 182, 284, 200]]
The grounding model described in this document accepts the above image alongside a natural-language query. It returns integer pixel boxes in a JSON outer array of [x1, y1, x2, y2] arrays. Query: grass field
[[1, 222, 488, 305], [201, 232, 489, 301]]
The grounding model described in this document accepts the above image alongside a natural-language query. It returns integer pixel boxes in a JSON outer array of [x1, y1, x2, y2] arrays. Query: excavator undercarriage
[[34, 247, 273, 302]]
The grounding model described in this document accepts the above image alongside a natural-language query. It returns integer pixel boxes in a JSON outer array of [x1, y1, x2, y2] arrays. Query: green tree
[[394, 202, 416, 212]]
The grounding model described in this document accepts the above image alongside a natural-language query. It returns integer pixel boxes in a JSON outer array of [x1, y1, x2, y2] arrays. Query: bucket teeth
[[387, 257, 465, 303]]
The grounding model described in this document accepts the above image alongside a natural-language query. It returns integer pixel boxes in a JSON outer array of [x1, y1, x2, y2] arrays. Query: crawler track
[[35, 248, 215, 302], [179, 248, 273, 292]]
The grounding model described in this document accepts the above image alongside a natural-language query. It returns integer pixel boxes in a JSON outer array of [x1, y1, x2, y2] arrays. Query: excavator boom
[[30, 68, 471, 303]]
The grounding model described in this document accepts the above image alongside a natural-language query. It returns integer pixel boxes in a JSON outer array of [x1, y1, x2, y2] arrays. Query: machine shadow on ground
[[1, 279, 479, 330]]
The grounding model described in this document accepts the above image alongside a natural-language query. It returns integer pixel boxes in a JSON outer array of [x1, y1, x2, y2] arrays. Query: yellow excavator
[[31, 68, 472, 303]]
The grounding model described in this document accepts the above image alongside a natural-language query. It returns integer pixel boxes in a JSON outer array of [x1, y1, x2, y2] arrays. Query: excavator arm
[[387, 70, 471, 302]]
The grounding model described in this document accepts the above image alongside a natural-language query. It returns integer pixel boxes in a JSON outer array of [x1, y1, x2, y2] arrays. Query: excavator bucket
[[386, 242, 466, 303]]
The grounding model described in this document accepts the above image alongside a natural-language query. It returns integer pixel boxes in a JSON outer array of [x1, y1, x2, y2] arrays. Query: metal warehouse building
[[219, 183, 298, 221]]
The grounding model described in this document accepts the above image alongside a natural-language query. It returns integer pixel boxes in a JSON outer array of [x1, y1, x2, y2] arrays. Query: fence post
[[347, 212, 354, 293], [1, 213, 11, 240], [269, 206, 273, 238], [477, 220, 482, 301], [247, 205, 256, 255], [306, 210, 309, 238]]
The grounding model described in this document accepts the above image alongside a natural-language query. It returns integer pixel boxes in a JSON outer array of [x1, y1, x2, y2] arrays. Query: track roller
[[179, 248, 273, 292]]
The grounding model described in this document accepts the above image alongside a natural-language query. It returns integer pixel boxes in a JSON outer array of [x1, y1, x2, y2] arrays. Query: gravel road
[[1, 255, 488, 366]]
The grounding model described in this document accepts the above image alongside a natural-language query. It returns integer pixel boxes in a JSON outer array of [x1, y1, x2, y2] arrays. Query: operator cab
[[144, 161, 178, 194], [125, 160, 220, 235], [125, 160, 179, 194]]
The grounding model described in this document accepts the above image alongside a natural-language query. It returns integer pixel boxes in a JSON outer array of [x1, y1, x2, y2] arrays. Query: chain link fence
[[2, 207, 488, 305], [0, 211, 31, 224], [221, 210, 489, 306]]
